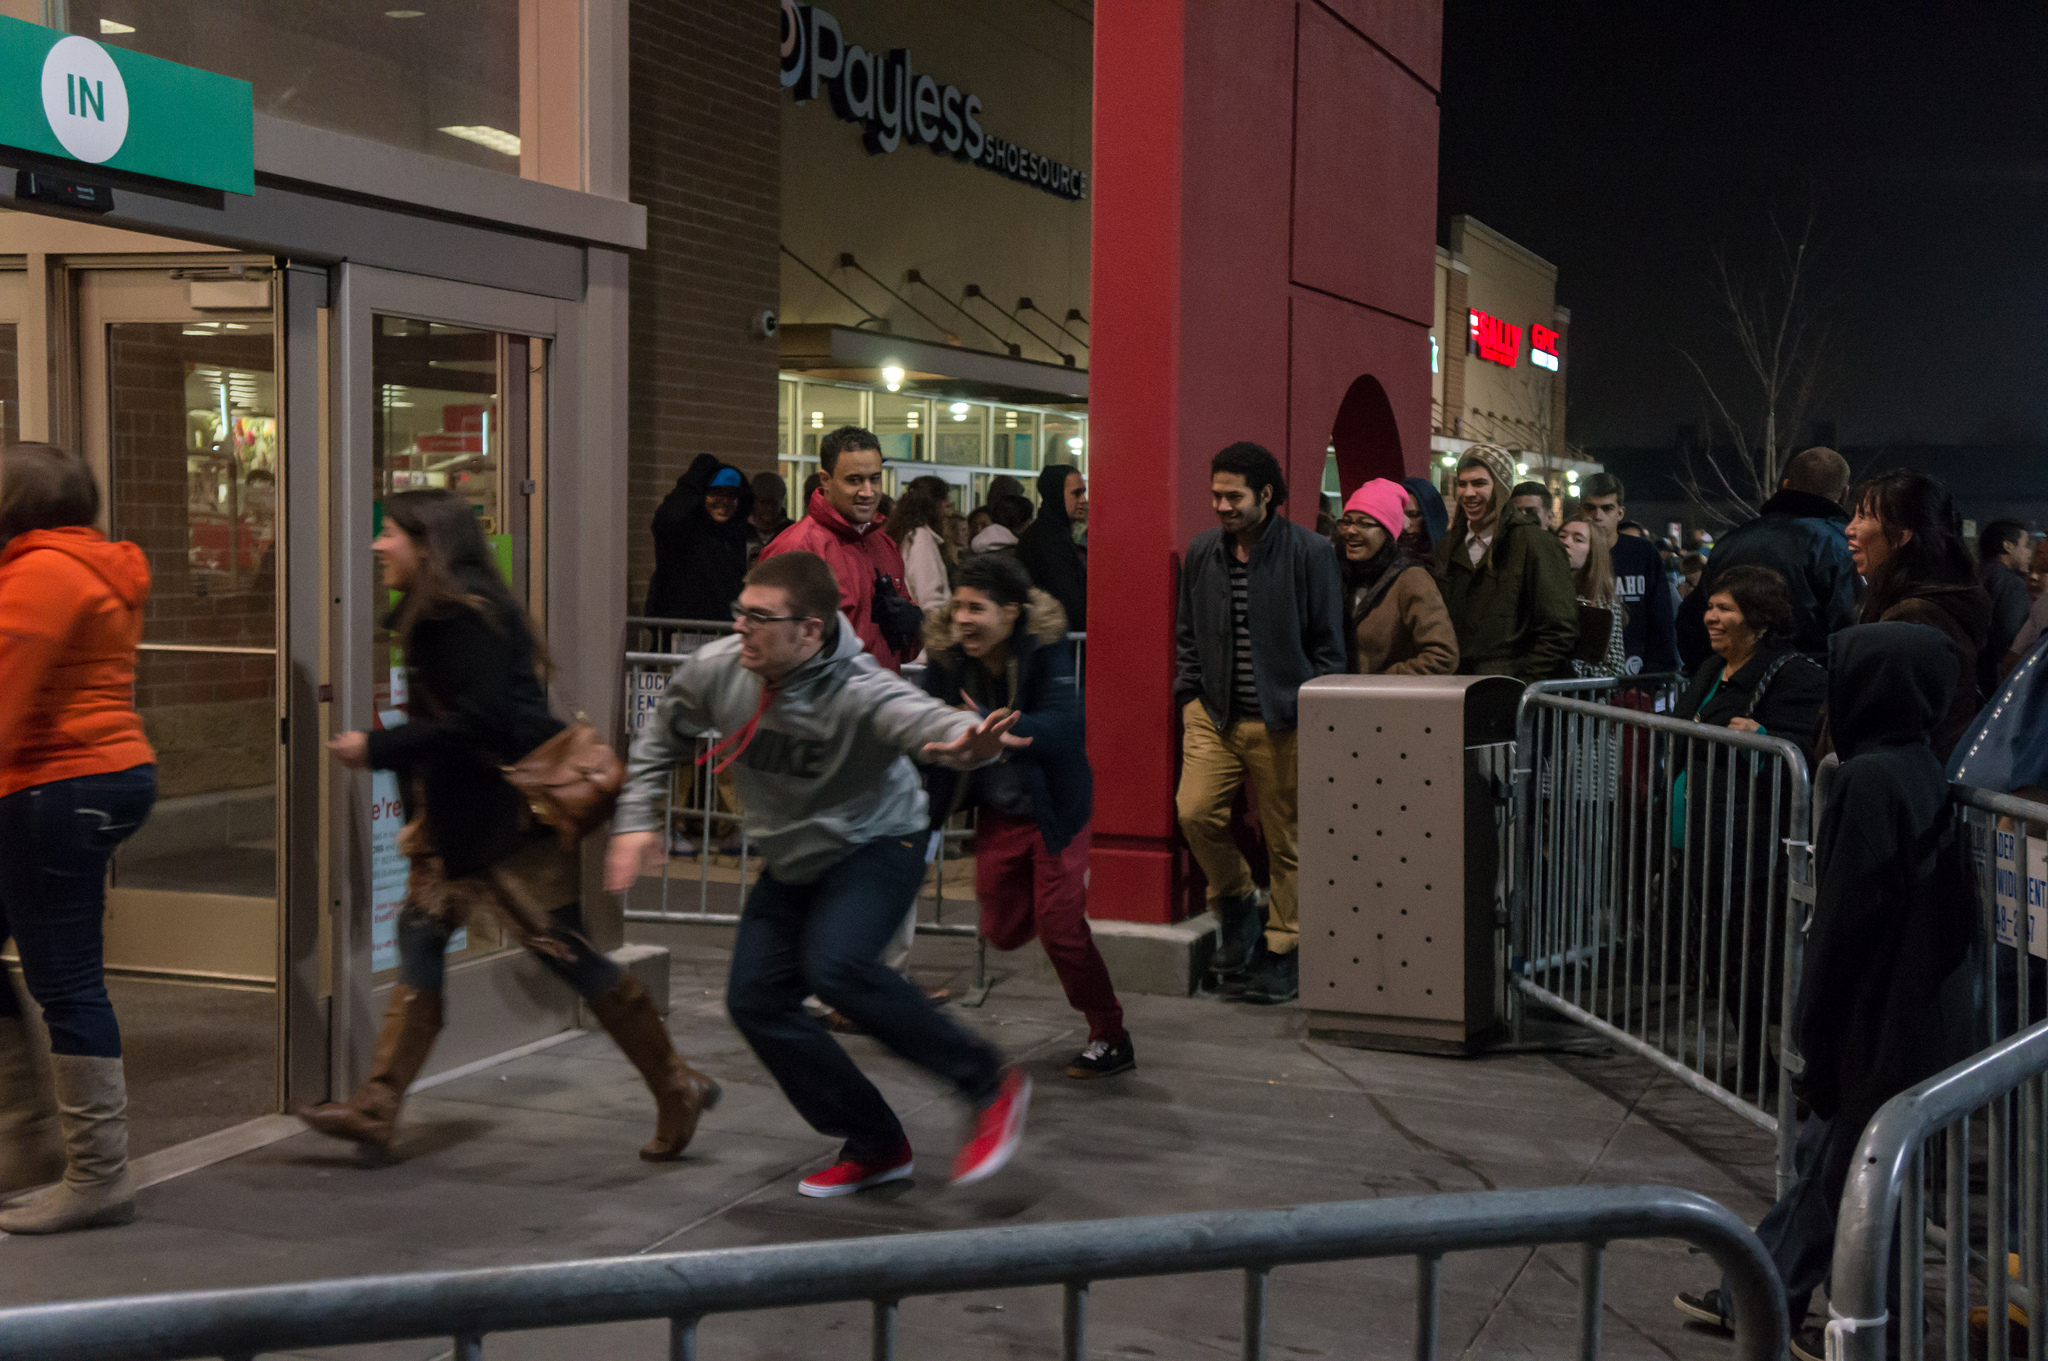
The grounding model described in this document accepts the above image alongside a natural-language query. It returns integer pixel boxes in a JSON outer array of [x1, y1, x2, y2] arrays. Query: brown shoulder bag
[[501, 719, 625, 848]]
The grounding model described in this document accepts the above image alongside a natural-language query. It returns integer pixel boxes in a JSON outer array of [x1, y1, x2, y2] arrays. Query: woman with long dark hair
[[885, 474, 956, 611], [0, 445, 156, 1235], [310, 490, 718, 1159], [1844, 469, 1990, 759]]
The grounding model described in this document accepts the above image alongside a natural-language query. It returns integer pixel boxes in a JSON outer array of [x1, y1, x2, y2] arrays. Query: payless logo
[[40, 36, 130, 165]]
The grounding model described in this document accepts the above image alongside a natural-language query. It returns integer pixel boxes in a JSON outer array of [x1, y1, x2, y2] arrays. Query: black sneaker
[[1240, 948, 1298, 1005], [1671, 1288, 1732, 1335], [1066, 1036, 1136, 1079], [1210, 893, 1265, 976]]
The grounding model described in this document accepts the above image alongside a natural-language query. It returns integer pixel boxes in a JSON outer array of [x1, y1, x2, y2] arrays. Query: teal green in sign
[[0, 17, 252, 196]]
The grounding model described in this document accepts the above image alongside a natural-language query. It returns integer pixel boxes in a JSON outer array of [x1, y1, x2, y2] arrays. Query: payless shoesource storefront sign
[[0, 17, 253, 197], [780, 0, 1087, 202]]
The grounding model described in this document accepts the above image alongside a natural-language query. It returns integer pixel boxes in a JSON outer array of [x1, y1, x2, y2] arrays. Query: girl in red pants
[[921, 555, 1133, 1077]]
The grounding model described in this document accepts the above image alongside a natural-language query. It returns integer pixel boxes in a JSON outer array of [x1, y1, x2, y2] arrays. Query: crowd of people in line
[[0, 418, 2041, 1361]]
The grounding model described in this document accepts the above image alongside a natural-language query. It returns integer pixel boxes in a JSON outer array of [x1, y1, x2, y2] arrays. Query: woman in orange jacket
[[0, 444, 157, 1236]]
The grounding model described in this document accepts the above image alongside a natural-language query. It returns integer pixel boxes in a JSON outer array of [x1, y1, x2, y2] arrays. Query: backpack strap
[[1745, 653, 1796, 719]]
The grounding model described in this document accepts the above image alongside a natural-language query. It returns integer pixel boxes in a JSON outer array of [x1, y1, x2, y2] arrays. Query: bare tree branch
[[1676, 205, 1838, 530]]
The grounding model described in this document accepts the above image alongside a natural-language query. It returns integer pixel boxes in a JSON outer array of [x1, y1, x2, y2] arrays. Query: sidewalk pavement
[[0, 934, 1780, 1359]]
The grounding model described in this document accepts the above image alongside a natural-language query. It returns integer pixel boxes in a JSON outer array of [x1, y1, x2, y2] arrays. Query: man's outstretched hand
[[923, 707, 1031, 768]]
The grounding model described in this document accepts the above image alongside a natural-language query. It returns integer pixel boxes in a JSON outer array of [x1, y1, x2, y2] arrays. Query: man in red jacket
[[760, 426, 909, 671]]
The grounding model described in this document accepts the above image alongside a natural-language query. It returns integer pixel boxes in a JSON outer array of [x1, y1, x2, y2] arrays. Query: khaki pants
[[1176, 700, 1300, 955]]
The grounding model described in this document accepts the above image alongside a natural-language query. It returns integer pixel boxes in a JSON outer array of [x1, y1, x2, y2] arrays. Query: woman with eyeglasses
[[310, 489, 719, 1161], [1334, 479, 1457, 676]]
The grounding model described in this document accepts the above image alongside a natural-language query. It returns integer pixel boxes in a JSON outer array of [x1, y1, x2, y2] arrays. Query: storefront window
[[873, 392, 930, 465], [1043, 412, 1086, 472], [71, 2, 522, 176], [994, 407, 1039, 472], [797, 382, 867, 462], [934, 401, 990, 466]]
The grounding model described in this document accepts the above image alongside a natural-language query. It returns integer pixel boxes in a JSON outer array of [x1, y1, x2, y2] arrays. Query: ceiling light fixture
[[882, 364, 904, 392], [98, 18, 135, 34], [1066, 436, 1083, 451], [438, 125, 520, 157]]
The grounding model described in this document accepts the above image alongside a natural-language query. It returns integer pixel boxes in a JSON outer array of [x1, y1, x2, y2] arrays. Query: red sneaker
[[950, 1068, 1031, 1187], [797, 1140, 914, 1198]]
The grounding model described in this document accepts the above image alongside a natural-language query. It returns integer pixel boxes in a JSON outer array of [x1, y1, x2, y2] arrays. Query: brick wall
[[626, 0, 783, 612], [1442, 266, 1468, 437]]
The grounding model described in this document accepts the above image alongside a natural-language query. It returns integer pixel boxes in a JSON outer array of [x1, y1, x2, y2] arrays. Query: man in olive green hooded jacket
[[1436, 445, 1578, 682]]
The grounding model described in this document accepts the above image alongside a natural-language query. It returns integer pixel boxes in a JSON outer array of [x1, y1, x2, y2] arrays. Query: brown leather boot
[[587, 975, 719, 1161], [297, 986, 443, 1151]]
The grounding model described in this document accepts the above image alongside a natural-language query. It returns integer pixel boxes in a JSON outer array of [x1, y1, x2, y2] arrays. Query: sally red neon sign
[[1468, 309, 1521, 366]]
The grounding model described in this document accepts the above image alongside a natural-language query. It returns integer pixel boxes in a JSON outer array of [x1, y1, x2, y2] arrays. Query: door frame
[[66, 256, 302, 1111], [328, 264, 579, 1093]]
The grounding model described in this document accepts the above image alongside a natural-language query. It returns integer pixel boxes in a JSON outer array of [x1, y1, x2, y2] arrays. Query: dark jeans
[[0, 766, 157, 1057], [397, 901, 622, 1000], [1724, 1114, 1881, 1327], [726, 836, 1004, 1162]]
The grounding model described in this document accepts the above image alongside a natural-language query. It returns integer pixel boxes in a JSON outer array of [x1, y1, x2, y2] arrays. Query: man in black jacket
[[1017, 463, 1088, 633], [1676, 447, 1859, 667], [1174, 442, 1345, 1005], [1674, 622, 1977, 1354], [646, 454, 754, 623], [1977, 519, 2031, 689]]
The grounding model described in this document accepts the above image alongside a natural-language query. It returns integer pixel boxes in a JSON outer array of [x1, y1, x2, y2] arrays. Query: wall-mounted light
[[1439, 454, 1456, 468], [1516, 462, 1530, 476], [1066, 436, 1083, 451], [882, 364, 904, 393], [1565, 470, 1579, 484], [950, 402, 970, 422], [810, 411, 823, 430]]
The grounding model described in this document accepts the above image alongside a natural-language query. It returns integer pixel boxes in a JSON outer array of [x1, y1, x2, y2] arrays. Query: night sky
[[1438, 4, 2048, 451]]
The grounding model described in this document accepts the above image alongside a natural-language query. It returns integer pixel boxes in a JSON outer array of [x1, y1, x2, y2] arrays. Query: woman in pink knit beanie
[[1335, 478, 1458, 676]]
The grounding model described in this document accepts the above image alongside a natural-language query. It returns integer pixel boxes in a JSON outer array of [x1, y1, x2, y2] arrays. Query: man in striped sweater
[[1173, 442, 1347, 1005]]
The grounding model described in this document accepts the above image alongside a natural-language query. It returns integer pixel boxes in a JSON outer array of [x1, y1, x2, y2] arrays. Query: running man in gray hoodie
[[605, 551, 1033, 1197]]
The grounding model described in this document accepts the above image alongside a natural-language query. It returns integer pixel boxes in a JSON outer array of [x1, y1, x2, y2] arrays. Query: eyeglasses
[[730, 603, 810, 627]]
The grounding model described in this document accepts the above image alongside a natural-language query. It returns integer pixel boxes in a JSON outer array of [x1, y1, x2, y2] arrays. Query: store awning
[[778, 324, 1087, 405]]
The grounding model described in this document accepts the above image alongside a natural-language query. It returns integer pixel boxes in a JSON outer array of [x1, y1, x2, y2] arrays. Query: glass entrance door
[[74, 265, 283, 1143]]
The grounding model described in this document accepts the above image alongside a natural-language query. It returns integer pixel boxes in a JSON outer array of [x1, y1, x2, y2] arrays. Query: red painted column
[[1087, 0, 1442, 924]]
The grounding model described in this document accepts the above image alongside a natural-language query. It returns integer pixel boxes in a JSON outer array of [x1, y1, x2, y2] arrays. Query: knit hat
[[1342, 478, 1410, 537], [709, 467, 744, 489], [1457, 444, 1517, 495]]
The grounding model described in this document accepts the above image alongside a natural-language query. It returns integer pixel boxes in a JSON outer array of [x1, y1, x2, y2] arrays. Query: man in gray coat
[[1175, 441, 1346, 1005], [606, 551, 1032, 1198]]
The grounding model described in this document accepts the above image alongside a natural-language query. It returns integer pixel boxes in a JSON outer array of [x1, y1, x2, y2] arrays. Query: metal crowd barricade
[[1510, 682, 1812, 1192], [1823, 785, 2048, 1361], [1830, 1013, 2048, 1361], [0, 1186, 1787, 1361]]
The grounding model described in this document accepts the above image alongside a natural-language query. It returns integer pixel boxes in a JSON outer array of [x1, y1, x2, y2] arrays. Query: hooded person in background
[[646, 455, 755, 623], [747, 471, 792, 566], [1673, 622, 1977, 1354], [1018, 464, 1088, 634], [1400, 476, 1450, 558], [972, 495, 1031, 559]]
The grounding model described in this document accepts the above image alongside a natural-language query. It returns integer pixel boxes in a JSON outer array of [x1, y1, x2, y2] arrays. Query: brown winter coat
[[1351, 565, 1460, 676]]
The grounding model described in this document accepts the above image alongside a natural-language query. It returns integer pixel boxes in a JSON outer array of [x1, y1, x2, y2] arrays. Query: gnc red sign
[[1468, 309, 1521, 366], [1531, 323, 1560, 371]]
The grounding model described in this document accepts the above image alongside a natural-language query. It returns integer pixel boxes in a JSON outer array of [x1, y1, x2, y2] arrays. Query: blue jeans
[[397, 901, 622, 999], [0, 766, 157, 1057], [726, 836, 1003, 1162]]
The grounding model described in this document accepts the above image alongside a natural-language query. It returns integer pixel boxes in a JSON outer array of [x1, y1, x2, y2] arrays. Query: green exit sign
[[0, 17, 253, 196]]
